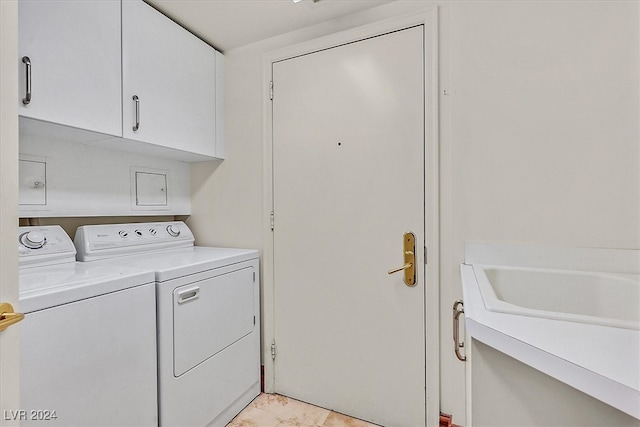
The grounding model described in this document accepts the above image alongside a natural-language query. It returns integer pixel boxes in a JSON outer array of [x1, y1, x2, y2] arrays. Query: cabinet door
[[18, 0, 121, 137], [122, 0, 219, 158]]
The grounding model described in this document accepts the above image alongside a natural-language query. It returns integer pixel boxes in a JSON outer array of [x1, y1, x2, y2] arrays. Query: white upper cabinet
[[18, 0, 224, 163], [18, 0, 122, 137], [122, 0, 223, 160]]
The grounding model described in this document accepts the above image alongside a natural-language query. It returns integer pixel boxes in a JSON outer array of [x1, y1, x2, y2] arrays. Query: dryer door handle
[[176, 287, 200, 304]]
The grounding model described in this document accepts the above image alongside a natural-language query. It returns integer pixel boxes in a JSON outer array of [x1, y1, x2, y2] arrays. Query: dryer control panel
[[74, 221, 195, 261]]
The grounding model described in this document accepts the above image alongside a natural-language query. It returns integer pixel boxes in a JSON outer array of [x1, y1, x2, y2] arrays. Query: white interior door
[[272, 26, 425, 427]]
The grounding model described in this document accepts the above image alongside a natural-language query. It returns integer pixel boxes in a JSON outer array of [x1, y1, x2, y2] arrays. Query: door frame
[[1, 1, 21, 425], [261, 7, 440, 426]]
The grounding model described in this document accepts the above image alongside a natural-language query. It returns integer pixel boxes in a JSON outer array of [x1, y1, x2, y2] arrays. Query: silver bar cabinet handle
[[22, 56, 31, 105], [132, 95, 140, 131], [453, 300, 467, 362]]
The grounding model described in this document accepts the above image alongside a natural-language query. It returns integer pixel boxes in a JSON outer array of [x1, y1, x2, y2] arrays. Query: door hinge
[[253, 315, 256, 325], [270, 211, 275, 231], [425, 246, 428, 265], [271, 339, 276, 360], [253, 271, 256, 283], [269, 81, 273, 100]]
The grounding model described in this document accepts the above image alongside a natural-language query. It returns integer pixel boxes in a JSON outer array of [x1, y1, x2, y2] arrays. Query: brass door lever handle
[[388, 252, 414, 274], [388, 232, 416, 286], [0, 303, 25, 332]]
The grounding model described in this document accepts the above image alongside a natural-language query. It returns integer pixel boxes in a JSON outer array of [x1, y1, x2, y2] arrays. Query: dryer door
[[173, 266, 255, 377]]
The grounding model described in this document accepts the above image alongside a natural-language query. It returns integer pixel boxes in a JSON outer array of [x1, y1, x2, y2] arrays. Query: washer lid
[[19, 263, 155, 313]]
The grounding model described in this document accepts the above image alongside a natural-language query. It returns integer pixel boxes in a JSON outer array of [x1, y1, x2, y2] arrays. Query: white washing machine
[[74, 221, 261, 427], [18, 225, 158, 427]]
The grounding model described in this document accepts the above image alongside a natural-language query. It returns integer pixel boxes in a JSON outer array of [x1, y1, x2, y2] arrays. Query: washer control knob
[[20, 231, 46, 249], [166, 224, 181, 237], [119, 230, 129, 238]]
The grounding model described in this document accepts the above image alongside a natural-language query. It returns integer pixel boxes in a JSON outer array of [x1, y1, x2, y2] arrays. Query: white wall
[[447, 1, 639, 248], [188, 47, 265, 249], [19, 133, 191, 217], [189, 1, 639, 425], [439, 2, 640, 423]]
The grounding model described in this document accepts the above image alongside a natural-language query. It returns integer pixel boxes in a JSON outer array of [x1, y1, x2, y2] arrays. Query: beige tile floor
[[227, 393, 382, 427]]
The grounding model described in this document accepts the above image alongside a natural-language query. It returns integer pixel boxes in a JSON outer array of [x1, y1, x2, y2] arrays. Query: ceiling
[[146, 0, 394, 52]]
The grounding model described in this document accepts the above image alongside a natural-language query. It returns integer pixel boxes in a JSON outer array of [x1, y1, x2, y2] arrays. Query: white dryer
[[18, 225, 157, 427], [74, 222, 260, 427]]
